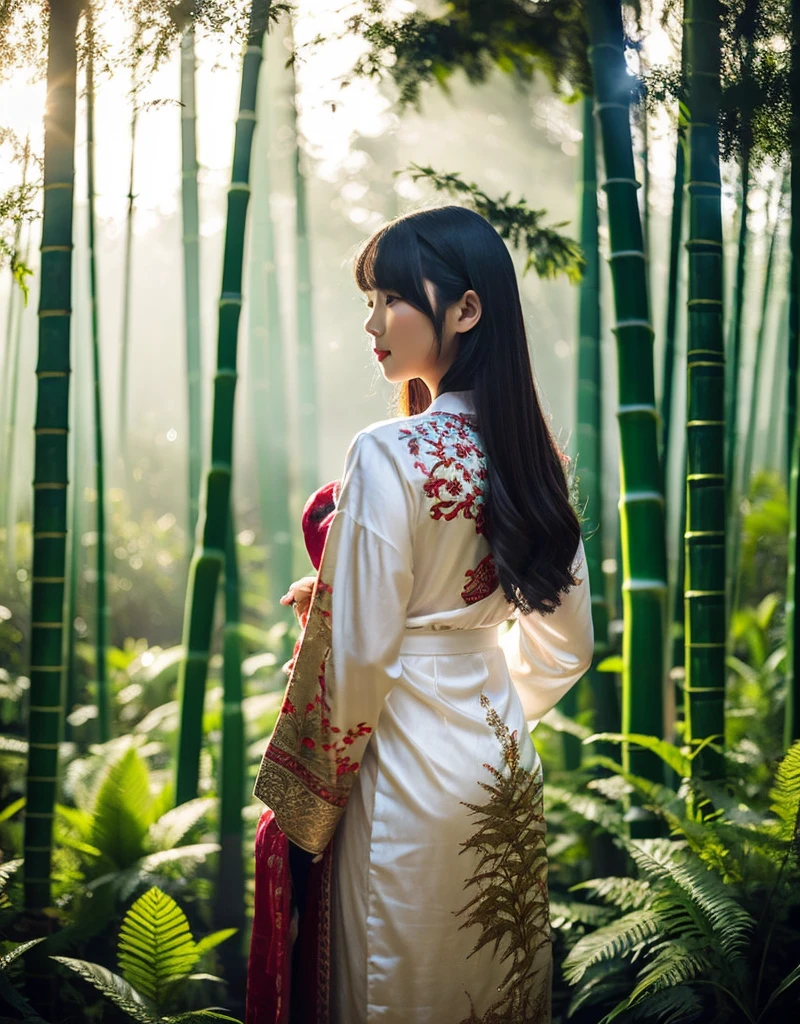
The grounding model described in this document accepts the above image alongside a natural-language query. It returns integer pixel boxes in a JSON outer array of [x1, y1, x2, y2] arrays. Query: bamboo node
[[37, 312, 71, 319], [621, 578, 669, 591], [607, 250, 646, 261]]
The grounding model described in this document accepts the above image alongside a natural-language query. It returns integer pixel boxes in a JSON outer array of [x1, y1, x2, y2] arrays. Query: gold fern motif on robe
[[456, 693, 553, 1023]]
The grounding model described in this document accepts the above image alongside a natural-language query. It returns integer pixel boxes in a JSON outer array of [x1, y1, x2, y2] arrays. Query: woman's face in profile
[[363, 279, 459, 387]]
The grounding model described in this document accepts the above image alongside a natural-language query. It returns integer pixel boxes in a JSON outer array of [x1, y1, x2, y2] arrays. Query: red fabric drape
[[246, 810, 291, 1024]]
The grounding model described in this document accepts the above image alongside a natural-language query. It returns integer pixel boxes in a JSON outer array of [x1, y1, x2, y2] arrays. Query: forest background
[[0, 1, 799, 1023]]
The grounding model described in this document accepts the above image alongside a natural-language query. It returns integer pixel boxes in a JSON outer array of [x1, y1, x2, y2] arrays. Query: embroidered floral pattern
[[265, 573, 373, 793], [461, 553, 499, 605], [399, 412, 488, 533], [456, 694, 551, 1022]]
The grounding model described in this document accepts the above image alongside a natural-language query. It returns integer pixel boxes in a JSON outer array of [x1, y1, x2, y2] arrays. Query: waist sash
[[399, 625, 501, 656]]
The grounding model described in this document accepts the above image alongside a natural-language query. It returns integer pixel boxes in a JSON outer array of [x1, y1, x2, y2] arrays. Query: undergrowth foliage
[[552, 740, 800, 1023]]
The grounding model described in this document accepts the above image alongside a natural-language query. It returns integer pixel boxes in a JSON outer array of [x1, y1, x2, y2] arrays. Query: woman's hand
[[280, 574, 317, 623]]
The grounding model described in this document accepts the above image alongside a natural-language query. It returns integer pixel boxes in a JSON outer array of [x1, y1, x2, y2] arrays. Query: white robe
[[254, 388, 594, 1023]]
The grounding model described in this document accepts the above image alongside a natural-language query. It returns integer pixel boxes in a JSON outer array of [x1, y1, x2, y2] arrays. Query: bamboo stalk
[[181, 26, 203, 547], [731, 169, 786, 626], [585, 0, 668, 796], [784, 0, 800, 748], [86, 1, 109, 742], [175, 0, 273, 806], [248, 33, 293, 623], [683, 0, 727, 779], [23, 0, 83, 914], [285, 14, 318, 504], [215, 504, 245, 939], [562, 97, 613, 771]]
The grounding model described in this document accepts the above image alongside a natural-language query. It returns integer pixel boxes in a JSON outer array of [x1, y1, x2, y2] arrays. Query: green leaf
[[596, 655, 623, 673], [164, 1012, 242, 1023], [759, 959, 800, 1018], [148, 798, 215, 851], [0, 937, 46, 971], [90, 748, 153, 867], [193, 929, 237, 960], [117, 887, 199, 1011], [51, 957, 156, 1023], [0, 797, 24, 823], [583, 733, 692, 777]]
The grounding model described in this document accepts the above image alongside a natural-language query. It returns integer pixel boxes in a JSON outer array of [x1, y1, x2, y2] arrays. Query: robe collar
[[427, 389, 476, 417]]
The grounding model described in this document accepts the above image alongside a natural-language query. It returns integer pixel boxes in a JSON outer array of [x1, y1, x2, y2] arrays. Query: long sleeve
[[499, 537, 594, 728], [253, 431, 414, 854]]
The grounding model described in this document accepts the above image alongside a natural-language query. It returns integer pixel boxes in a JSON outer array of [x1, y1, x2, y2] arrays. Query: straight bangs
[[354, 221, 444, 329]]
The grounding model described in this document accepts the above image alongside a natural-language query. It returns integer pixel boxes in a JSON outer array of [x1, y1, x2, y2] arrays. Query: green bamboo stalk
[[683, 0, 727, 779], [285, 14, 318, 503], [784, 0, 800, 749], [215, 504, 245, 938], [118, 15, 141, 471], [0, 139, 30, 522], [731, 170, 786, 627], [248, 35, 293, 622], [86, 2, 109, 742], [175, 0, 273, 806], [725, 145, 751, 534], [23, 0, 83, 914], [181, 26, 203, 547], [561, 97, 613, 772], [767, 284, 790, 478], [660, 128, 686, 477], [585, 0, 668, 794], [3, 225, 31, 571]]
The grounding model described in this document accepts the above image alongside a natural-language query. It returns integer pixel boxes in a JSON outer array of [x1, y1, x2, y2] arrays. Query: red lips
[[373, 349, 390, 362]]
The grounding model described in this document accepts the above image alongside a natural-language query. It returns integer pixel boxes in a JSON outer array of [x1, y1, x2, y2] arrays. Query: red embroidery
[[399, 413, 488, 533], [461, 553, 499, 605]]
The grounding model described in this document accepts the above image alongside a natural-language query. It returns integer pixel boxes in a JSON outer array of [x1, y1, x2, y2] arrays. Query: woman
[[250, 205, 594, 1023]]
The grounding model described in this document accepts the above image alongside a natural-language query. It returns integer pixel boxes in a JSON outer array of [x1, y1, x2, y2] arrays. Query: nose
[[364, 313, 383, 339]]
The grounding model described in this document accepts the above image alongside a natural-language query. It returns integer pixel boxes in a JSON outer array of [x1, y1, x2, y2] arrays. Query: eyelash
[[366, 295, 399, 310]]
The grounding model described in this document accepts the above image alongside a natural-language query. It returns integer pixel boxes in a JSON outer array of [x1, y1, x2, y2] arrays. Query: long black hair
[[353, 204, 583, 616]]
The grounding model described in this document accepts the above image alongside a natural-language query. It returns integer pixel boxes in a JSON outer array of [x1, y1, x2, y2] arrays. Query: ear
[[453, 289, 482, 334]]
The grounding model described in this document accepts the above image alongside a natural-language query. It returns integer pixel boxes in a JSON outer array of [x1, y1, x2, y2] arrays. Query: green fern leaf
[[1, 937, 45, 971], [147, 799, 215, 852], [117, 887, 199, 1011], [106, 843, 221, 901], [623, 940, 710, 1007], [562, 909, 662, 984], [90, 748, 154, 868], [626, 982, 705, 1023], [193, 929, 237, 960], [51, 956, 157, 1023], [163, 1012, 242, 1023], [570, 876, 651, 912], [626, 840, 753, 956], [769, 741, 800, 844]]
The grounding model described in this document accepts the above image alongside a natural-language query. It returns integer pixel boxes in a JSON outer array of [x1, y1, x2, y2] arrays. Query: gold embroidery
[[457, 694, 552, 1023], [252, 514, 366, 855]]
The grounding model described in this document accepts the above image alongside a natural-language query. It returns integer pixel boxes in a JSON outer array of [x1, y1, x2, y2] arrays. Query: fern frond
[[769, 741, 800, 845], [1, 937, 45, 971], [147, 798, 215, 852], [102, 843, 221, 900], [550, 899, 614, 928], [90, 748, 153, 868], [626, 981, 705, 1022], [51, 957, 156, 1023], [562, 909, 662, 984], [626, 840, 754, 956], [570, 876, 651, 912], [625, 939, 711, 1006], [117, 887, 199, 1012]]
